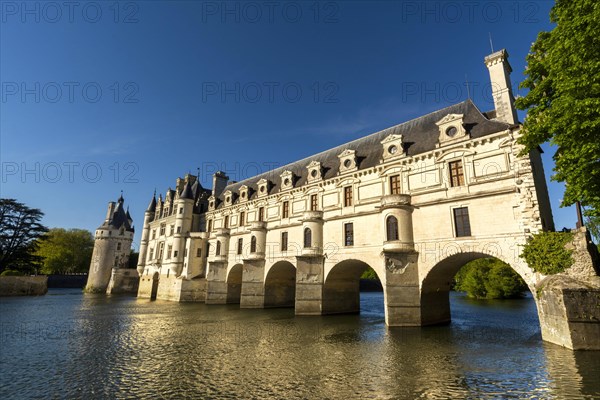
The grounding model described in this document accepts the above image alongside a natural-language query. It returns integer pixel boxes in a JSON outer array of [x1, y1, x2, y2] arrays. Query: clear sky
[[1, 0, 574, 247]]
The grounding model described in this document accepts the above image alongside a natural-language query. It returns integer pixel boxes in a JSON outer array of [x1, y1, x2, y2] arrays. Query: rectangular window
[[453, 207, 471, 237], [224, 216, 229, 229], [179, 207, 183, 214], [148, 248, 154, 261], [282, 201, 289, 218], [449, 160, 465, 187], [170, 225, 174, 236], [174, 250, 178, 258], [390, 175, 401, 195], [152, 229, 156, 240], [158, 243, 164, 259], [160, 224, 166, 236], [239, 211, 245, 226], [281, 232, 288, 251], [344, 186, 353, 207], [196, 248, 202, 257], [177, 226, 181, 233], [344, 223, 354, 246], [237, 238, 243, 255], [310, 194, 318, 211], [167, 245, 173, 259], [258, 207, 264, 222], [207, 220, 212, 233]]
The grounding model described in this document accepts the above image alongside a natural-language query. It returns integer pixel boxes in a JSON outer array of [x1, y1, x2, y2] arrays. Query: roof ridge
[[226, 100, 471, 188]]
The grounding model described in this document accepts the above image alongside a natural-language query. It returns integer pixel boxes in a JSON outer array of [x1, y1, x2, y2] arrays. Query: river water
[[1, 289, 598, 399]]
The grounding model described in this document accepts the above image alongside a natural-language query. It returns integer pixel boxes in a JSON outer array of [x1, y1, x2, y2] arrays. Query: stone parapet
[[380, 194, 412, 210]]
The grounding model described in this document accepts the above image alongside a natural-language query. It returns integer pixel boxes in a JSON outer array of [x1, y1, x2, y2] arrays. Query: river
[[1, 290, 598, 399]]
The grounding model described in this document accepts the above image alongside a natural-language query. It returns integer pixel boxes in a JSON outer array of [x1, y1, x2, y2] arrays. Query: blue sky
[[1, 0, 574, 247]]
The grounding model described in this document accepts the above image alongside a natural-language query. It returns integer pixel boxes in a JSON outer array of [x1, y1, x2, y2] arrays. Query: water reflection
[[0, 290, 598, 399]]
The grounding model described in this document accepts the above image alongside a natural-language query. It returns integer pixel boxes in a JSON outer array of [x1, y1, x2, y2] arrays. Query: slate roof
[[215, 99, 512, 206], [98, 197, 135, 232]]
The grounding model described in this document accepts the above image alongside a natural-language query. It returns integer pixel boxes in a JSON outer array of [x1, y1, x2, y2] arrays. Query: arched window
[[250, 236, 257, 253], [386, 216, 399, 241], [304, 228, 312, 248], [216, 240, 221, 256]]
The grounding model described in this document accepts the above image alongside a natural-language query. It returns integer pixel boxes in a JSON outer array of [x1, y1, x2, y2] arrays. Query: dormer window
[[280, 170, 295, 190], [381, 134, 404, 161], [223, 190, 233, 206], [307, 161, 322, 182], [436, 114, 468, 146], [239, 185, 249, 202], [338, 149, 357, 173], [208, 195, 216, 211], [257, 179, 270, 197]]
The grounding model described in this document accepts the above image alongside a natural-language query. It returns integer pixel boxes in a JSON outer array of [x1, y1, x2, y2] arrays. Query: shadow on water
[[0, 289, 598, 399]]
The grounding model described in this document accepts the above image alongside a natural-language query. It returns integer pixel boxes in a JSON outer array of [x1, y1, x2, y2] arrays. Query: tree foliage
[[0, 199, 48, 274], [515, 0, 600, 217], [454, 258, 528, 299], [360, 267, 380, 280], [35, 228, 94, 274], [520, 231, 574, 275], [128, 251, 139, 269]]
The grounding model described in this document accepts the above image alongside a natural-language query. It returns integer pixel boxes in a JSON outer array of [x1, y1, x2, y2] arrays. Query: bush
[[454, 258, 528, 299], [0, 270, 24, 276], [520, 231, 574, 275]]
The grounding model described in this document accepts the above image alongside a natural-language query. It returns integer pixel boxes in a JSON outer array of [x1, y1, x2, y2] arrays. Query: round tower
[[85, 194, 135, 293], [137, 192, 156, 276], [170, 181, 195, 276]]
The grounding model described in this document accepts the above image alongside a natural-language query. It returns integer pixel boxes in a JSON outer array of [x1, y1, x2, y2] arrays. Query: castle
[[134, 49, 554, 313], [85, 49, 600, 350]]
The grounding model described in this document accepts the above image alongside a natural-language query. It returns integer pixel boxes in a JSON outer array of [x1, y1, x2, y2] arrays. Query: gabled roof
[[216, 100, 511, 205]]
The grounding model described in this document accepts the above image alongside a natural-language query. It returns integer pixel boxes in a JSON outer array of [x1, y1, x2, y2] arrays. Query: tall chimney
[[484, 49, 518, 125], [105, 202, 116, 223], [212, 171, 229, 197]]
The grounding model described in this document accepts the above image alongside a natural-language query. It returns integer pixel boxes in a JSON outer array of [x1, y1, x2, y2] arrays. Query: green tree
[[35, 228, 94, 274], [515, 0, 600, 217], [360, 267, 379, 280], [128, 251, 139, 269], [454, 258, 528, 299], [0, 199, 48, 274], [520, 231, 574, 275]]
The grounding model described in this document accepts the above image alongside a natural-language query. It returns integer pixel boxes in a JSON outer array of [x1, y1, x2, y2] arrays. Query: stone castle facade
[[134, 49, 555, 321]]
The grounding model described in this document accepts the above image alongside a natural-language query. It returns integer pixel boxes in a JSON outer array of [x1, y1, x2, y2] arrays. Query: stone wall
[[106, 268, 139, 295], [0, 276, 48, 296], [535, 228, 600, 350]]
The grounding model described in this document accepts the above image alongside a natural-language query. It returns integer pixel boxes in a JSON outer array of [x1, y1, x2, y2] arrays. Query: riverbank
[[0, 276, 47, 296]]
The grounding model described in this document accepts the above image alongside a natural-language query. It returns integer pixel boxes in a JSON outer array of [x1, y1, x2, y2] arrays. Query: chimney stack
[[484, 49, 518, 125], [105, 202, 116, 223], [212, 171, 229, 197]]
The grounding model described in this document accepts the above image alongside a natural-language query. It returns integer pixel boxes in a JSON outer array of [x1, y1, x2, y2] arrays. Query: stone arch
[[420, 250, 537, 326], [264, 261, 296, 308], [226, 264, 243, 304], [323, 259, 381, 315]]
